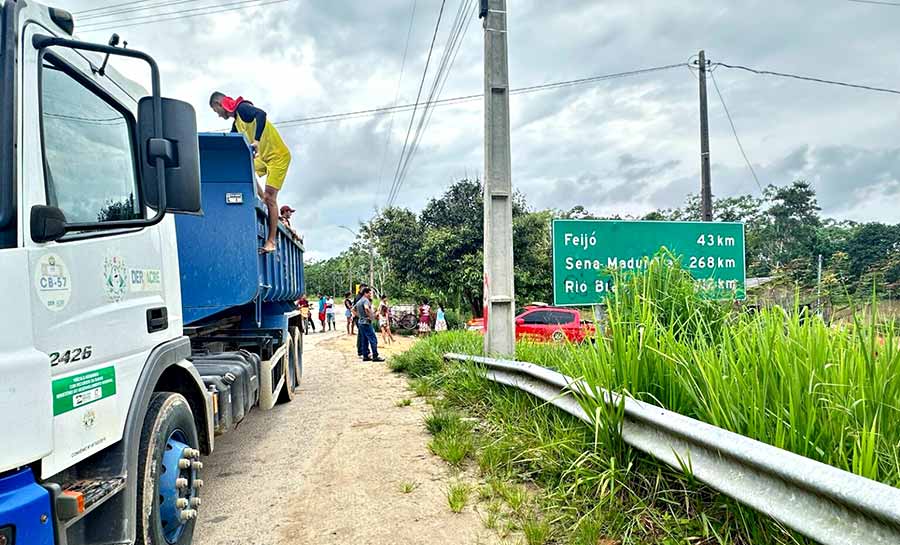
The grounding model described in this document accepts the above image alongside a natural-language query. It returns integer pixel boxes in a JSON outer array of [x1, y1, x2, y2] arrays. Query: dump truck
[[0, 2, 304, 544]]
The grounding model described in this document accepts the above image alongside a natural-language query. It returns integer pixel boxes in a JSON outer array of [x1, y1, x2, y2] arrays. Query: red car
[[467, 305, 595, 343]]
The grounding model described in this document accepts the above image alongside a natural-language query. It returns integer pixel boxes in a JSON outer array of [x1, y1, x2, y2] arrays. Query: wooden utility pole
[[698, 50, 713, 222], [481, 0, 515, 355]]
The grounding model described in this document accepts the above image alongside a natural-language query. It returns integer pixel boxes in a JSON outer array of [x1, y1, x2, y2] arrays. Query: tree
[[845, 223, 900, 279], [757, 180, 824, 281], [514, 210, 553, 304], [97, 194, 137, 222], [369, 207, 423, 284]]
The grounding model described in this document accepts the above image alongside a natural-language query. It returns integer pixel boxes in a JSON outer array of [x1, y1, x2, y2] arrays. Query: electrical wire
[[79, 0, 288, 32], [79, 0, 277, 29], [374, 0, 418, 210], [385, 0, 447, 208], [846, 0, 900, 6], [273, 62, 688, 129], [389, 0, 476, 207], [78, 0, 210, 21], [74, 0, 163, 15], [709, 71, 763, 193], [712, 62, 900, 95]]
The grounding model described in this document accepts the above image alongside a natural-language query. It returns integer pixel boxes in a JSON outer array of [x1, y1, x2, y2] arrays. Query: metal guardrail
[[444, 353, 900, 545]]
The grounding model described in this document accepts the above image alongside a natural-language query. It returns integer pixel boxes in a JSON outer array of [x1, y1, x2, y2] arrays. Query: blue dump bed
[[175, 133, 304, 326]]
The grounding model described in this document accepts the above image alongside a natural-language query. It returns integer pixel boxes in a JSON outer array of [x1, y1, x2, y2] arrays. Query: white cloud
[[62, 0, 900, 259]]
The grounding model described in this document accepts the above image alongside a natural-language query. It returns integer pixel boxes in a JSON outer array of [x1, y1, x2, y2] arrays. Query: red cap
[[280, 205, 296, 214]]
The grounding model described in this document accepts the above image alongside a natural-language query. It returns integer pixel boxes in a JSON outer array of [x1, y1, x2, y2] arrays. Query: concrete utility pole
[[481, 0, 515, 356], [698, 50, 713, 222]]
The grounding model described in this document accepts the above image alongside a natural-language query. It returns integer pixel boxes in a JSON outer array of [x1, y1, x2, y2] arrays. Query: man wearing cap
[[279, 205, 301, 241], [209, 91, 292, 254]]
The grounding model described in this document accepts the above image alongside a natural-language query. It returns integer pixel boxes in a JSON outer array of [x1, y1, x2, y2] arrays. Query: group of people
[[415, 299, 447, 336], [296, 294, 336, 334], [297, 287, 450, 361]]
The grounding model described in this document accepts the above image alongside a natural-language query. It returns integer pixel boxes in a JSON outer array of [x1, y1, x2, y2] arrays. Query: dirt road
[[193, 330, 495, 545]]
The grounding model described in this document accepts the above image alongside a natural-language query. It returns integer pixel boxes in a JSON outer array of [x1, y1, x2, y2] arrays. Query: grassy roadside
[[388, 259, 900, 544], [392, 331, 804, 544]]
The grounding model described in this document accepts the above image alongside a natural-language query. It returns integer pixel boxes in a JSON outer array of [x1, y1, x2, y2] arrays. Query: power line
[[80, 0, 276, 29], [385, 0, 447, 208], [74, 0, 161, 15], [712, 62, 900, 96], [274, 62, 687, 129], [709, 71, 763, 193], [389, 0, 476, 207], [80, 0, 287, 32], [78, 0, 209, 21], [846, 0, 900, 6], [375, 0, 418, 210]]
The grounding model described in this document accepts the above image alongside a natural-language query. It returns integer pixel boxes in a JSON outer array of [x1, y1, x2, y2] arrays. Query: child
[[418, 299, 432, 336], [434, 305, 447, 332], [379, 296, 395, 345]]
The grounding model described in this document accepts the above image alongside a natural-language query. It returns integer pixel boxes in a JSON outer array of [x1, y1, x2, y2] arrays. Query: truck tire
[[136, 392, 202, 545]]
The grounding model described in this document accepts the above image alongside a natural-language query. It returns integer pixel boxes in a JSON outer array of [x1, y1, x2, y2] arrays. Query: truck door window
[[40, 61, 141, 225]]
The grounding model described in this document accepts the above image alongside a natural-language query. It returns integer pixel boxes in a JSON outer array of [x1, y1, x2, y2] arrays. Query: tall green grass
[[389, 258, 900, 543], [554, 256, 900, 488]]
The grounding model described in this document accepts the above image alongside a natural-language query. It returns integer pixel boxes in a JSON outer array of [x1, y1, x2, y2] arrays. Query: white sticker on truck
[[129, 268, 162, 292], [34, 253, 72, 311], [103, 255, 128, 302]]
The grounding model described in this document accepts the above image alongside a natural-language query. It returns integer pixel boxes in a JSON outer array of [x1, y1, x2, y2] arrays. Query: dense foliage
[[305, 177, 900, 314], [646, 180, 900, 298]]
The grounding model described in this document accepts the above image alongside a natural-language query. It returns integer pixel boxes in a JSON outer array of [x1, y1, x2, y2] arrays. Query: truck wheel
[[136, 393, 202, 545]]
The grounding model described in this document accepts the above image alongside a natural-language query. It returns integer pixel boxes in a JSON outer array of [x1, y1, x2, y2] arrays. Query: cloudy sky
[[65, 0, 900, 260]]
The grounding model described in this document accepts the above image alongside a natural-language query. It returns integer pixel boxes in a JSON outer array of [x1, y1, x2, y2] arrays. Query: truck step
[[58, 477, 126, 524]]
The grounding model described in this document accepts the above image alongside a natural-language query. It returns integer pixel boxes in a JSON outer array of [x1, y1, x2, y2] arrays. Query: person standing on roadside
[[355, 287, 384, 362], [297, 294, 314, 334], [418, 299, 432, 336], [434, 304, 448, 332], [378, 295, 395, 345], [326, 295, 336, 331], [351, 284, 369, 359], [344, 292, 354, 335], [318, 293, 327, 331]]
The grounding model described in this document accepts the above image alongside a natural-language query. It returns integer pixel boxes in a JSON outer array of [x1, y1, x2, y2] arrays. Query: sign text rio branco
[[551, 220, 746, 306]]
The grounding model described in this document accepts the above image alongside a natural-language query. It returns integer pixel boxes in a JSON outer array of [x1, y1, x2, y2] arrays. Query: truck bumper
[[0, 468, 54, 545]]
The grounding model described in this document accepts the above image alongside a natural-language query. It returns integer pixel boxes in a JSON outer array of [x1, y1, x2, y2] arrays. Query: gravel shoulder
[[193, 330, 497, 545]]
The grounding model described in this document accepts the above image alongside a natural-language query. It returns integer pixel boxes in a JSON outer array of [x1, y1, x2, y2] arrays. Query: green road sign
[[552, 219, 746, 306]]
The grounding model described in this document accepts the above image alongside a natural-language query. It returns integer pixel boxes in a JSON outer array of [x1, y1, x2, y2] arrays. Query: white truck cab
[[1, 2, 212, 544]]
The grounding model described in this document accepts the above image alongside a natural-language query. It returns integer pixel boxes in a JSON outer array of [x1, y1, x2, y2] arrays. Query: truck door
[[20, 23, 178, 478]]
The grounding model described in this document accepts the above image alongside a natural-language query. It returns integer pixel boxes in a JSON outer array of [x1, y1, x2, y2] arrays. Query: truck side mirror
[[137, 97, 202, 214], [30, 205, 67, 243]]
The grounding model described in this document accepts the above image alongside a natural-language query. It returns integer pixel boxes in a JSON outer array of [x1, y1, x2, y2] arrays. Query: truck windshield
[[40, 61, 141, 224]]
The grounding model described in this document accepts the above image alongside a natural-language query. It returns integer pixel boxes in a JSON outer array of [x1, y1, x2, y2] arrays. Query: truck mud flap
[[258, 342, 288, 411]]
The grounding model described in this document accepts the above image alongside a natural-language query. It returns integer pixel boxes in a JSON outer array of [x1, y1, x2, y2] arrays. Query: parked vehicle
[[0, 5, 303, 544], [467, 306, 596, 343]]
